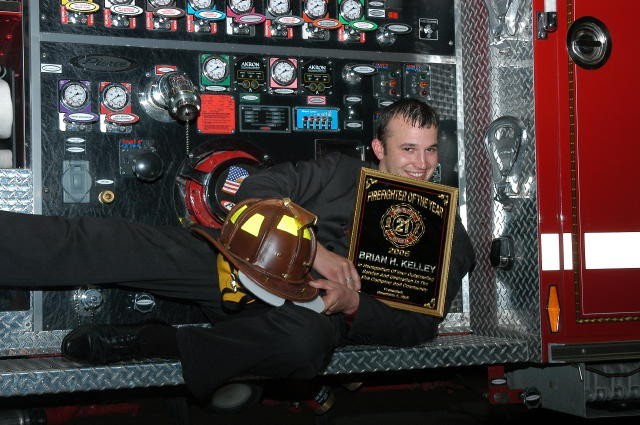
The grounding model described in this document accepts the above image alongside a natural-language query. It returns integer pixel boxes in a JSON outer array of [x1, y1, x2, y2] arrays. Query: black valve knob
[[132, 151, 164, 182]]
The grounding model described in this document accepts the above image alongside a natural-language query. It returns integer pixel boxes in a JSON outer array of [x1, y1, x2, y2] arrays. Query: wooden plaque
[[348, 168, 458, 317]]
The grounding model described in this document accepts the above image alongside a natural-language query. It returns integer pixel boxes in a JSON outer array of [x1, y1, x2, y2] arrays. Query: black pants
[[0, 211, 344, 400]]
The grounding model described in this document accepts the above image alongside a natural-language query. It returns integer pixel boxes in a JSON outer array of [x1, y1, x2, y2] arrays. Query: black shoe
[[61, 321, 167, 364]]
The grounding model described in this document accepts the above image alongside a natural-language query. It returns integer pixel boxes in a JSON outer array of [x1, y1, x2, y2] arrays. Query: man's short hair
[[375, 99, 439, 148]]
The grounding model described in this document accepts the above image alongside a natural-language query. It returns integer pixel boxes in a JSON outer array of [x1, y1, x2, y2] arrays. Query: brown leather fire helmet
[[210, 198, 320, 302]]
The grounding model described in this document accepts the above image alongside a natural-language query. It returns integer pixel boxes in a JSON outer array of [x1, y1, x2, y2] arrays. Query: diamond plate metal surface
[[325, 334, 530, 374], [1, 330, 65, 357], [459, 0, 541, 360], [0, 169, 39, 356], [0, 333, 530, 397], [0, 311, 31, 334], [0, 358, 184, 396], [0, 169, 33, 214]]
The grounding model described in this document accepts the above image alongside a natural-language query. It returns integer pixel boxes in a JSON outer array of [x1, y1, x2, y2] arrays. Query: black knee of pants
[[247, 303, 336, 380], [177, 302, 339, 401]]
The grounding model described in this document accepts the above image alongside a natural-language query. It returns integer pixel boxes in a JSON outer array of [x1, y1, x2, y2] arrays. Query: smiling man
[[372, 101, 439, 182], [0, 99, 474, 402], [170, 99, 475, 399], [235, 98, 451, 317]]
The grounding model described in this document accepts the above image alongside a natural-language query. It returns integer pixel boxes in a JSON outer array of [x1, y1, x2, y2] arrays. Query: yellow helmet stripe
[[240, 213, 265, 236], [229, 205, 248, 223], [277, 215, 312, 240]]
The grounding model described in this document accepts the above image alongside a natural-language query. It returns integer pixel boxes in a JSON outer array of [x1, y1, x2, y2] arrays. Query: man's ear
[[371, 138, 384, 161]]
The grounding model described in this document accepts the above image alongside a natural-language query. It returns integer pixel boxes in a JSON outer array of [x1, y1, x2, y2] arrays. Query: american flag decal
[[222, 166, 249, 195]]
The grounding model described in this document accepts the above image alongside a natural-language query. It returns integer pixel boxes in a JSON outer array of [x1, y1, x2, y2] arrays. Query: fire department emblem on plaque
[[380, 203, 425, 248]]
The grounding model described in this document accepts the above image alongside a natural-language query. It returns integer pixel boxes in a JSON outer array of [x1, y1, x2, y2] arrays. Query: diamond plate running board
[[0, 334, 529, 397]]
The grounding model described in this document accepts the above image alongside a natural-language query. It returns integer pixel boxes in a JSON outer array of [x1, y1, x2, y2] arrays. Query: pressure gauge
[[188, 0, 213, 9], [271, 59, 296, 86], [304, 0, 327, 19], [102, 83, 130, 111], [60, 81, 89, 110], [267, 0, 291, 16], [203, 56, 228, 82], [148, 0, 174, 7], [340, 0, 362, 21], [110, 0, 134, 5], [228, 0, 253, 15]]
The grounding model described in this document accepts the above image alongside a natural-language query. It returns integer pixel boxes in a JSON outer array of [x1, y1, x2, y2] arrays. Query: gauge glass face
[[271, 59, 296, 86], [268, 0, 290, 16], [149, 0, 174, 7], [340, 0, 362, 20], [304, 0, 327, 19], [109, 0, 134, 5], [61, 82, 89, 110], [203, 56, 228, 82], [102, 84, 130, 111], [228, 0, 253, 14], [188, 0, 213, 9]]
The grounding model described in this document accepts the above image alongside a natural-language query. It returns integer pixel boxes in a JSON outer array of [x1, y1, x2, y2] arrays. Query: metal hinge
[[537, 11, 558, 39]]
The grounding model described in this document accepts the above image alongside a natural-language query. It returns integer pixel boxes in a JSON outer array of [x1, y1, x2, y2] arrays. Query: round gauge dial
[[267, 0, 290, 16], [188, 0, 213, 9], [102, 83, 130, 111], [228, 0, 253, 15], [109, 0, 134, 5], [203, 56, 228, 82], [340, 0, 362, 20], [60, 81, 89, 110], [148, 0, 174, 7], [271, 59, 296, 86], [304, 0, 327, 19]]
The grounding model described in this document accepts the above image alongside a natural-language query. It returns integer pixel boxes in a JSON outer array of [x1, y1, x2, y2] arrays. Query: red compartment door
[[536, 0, 640, 349]]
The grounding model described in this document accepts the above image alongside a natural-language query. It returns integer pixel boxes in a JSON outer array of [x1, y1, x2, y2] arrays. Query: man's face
[[371, 116, 439, 181]]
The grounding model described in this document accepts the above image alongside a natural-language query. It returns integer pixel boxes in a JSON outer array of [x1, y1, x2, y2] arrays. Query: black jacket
[[235, 152, 476, 346], [0, 152, 475, 399]]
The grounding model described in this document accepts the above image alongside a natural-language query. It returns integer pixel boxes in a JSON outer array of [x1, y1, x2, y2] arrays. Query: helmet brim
[[209, 236, 320, 302], [238, 271, 325, 313]]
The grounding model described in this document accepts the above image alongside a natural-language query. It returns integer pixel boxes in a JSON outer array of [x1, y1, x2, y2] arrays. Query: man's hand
[[312, 243, 361, 291], [308, 279, 360, 315]]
